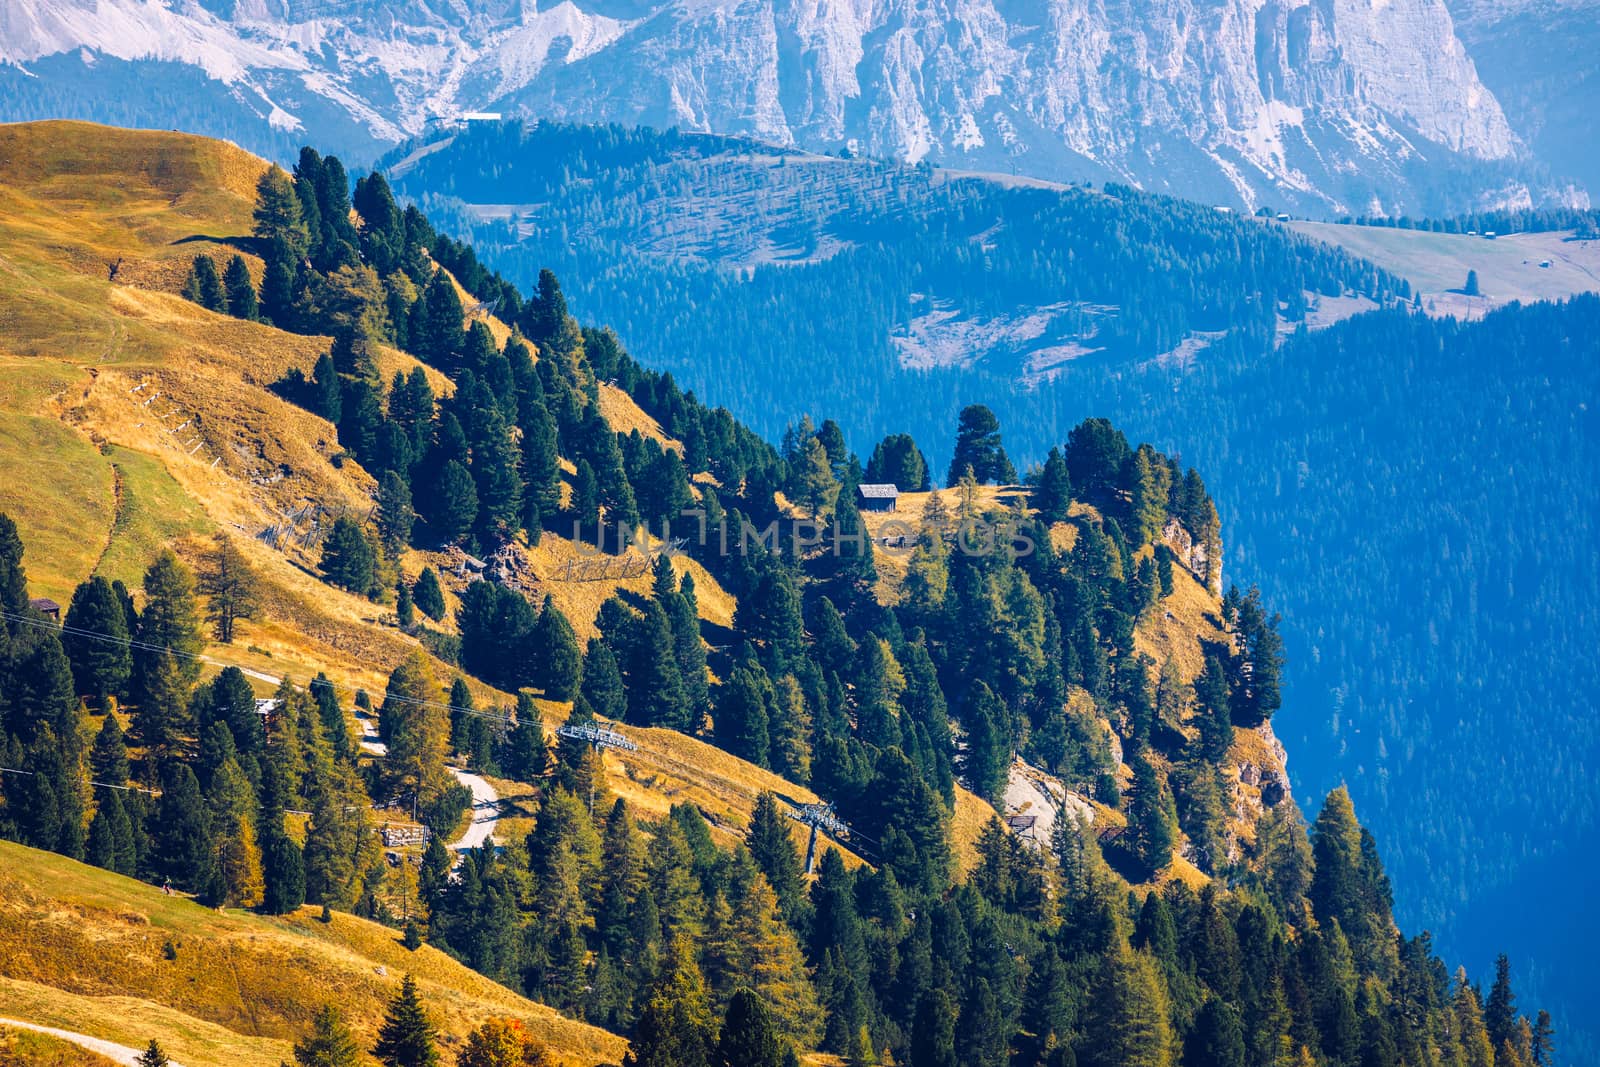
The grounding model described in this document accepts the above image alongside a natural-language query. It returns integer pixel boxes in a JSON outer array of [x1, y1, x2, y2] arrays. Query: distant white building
[[462, 112, 503, 122]]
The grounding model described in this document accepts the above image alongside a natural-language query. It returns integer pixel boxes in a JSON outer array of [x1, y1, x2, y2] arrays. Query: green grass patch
[[94, 445, 208, 588], [0, 412, 115, 603]]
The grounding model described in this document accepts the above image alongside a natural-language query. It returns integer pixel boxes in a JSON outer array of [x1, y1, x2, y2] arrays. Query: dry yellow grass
[[1131, 540, 1230, 686], [597, 383, 679, 452], [0, 1023, 122, 1066], [0, 841, 626, 1067]]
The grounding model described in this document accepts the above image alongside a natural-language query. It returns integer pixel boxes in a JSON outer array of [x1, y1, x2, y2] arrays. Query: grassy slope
[[0, 116, 880, 860], [0, 841, 627, 1067], [1290, 220, 1600, 314], [0, 1026, 122, 1067]]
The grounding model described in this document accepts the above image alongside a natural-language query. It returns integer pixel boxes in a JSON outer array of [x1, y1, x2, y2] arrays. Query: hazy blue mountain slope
[[384, 126, 1600, 1057]]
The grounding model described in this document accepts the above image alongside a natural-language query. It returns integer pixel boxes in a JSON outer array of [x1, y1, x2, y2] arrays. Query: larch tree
[[196, 534, 260, 643], [380, 653, 450, 812]]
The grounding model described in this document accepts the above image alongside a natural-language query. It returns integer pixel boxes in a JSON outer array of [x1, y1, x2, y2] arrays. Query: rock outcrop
[[0, 0, 1577, 212]]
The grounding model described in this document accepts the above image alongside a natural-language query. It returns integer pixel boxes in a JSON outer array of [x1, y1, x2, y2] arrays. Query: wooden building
[[856, 483, 900, 512]]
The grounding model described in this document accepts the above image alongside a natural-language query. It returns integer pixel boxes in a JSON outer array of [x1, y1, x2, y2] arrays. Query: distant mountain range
[[1, 0, 1594, 214]]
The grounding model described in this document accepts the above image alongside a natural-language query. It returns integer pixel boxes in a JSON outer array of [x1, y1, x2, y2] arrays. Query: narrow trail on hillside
[[355, 709, 503, 852], [0, 1017, 185, 1067], [246, 666, 504, 854]]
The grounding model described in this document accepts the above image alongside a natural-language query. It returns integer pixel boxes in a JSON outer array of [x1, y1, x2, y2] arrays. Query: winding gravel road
[[0, 1017, 184, 1066]]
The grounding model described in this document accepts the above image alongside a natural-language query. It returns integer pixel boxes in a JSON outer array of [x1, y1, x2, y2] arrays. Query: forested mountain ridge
[[382, 118, 1600, 1060], [0, 120, 1563, 1067]]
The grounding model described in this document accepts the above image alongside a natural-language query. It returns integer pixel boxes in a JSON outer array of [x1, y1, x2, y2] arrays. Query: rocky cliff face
[[0, 0, 1579, 212]]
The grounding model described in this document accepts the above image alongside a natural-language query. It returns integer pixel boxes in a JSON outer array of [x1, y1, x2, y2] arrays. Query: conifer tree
[[434, 461, 479, 545], [381, 653, 450, 812], [376, 472, 415, 555], [716, 664, 773, 767], [946, 405, 1016, 486], [320, 517, 378, 595], [961, 682, 1010, 807], [582, 639, 627, 722], [627, 600, 690, 730], [747, 792, 806, 923], [153, 761, 212, 892], [309, 350, 342, 422], [63, 575, 132, 706], [1127, 753, 1178, 873], [396, 579, 415, 628], [1081, 944, 1173, 1067], [262, 815, 307, 915], [86, 789, 122, 872], [413, 567, 446, 621], [910, 988, 958, 1067], [0, 511, 30, 612], [182, 254, 227, 312], [505, 692, 549, 781], [533, 596, 583, 701], [132, 550, 204, 762], [253, 165, 309, 255], [624, 937, 717, 1067], [1485, 954, 1518, 1053], [1185, 998, 1245, 1067], [1034, 445, 1073, 523], [718, 989, 789, 1067], [372, 974, 441, 1067], [136, 1040, 171, 1067], [294, 1004, 363, 1067], [197, 534, 260, 643], [208, 757, 265, 907], [223, 254, 258, 320]]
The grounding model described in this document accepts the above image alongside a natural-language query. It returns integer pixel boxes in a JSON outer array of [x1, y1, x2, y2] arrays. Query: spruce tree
[[295, 1004, 363, 1067], [1485, 954, 1517, 1053], [0, 511, 29, 612], [627, 600, 689, 730], [320, 517, 378, 595], [747, 792, 805, 923], [89, 713, 130, 785], [582, 639, 628, 722], [1034, 445, 1073, 523], [63, 575, 132, 706], [183, 254, 226, 312], [132, 550, 204, 762], [1127, 753, 1178, 873], [372, 973, 441, 1067], [718, 989, 788, 1067], [505, 692, 549, 781], [434, 461, 479, 545], [376, 472, 416, 556], [1185, 998, 1245, 1067], [223, 254, 258, 320], [396, 580, 415, 628], [262, 816, 307, 915], [153, 761, 212, 892], [533, 596, 583, 701], [961, 682, 1010, 807], [413, 567, 446, 621], [946, 405, 1016, 486], [136, 1040, 171, 1067], [716, 664, 772, 768]]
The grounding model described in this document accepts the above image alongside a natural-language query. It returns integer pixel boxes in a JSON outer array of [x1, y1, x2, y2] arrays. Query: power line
[[0, 765, 158, 795]]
